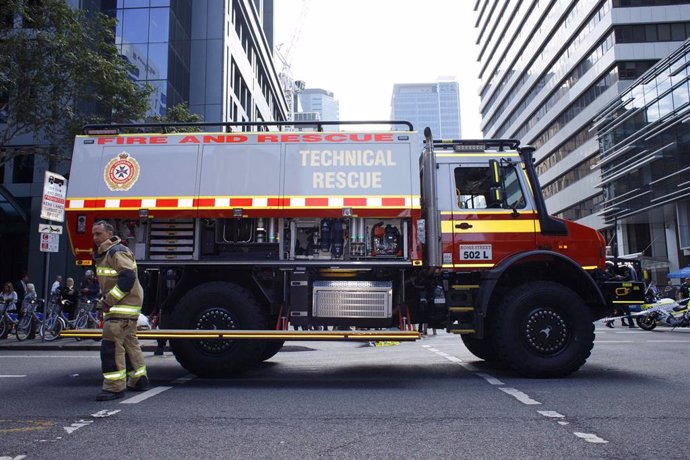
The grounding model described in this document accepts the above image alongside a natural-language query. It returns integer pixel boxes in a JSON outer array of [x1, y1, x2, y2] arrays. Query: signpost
[[40, 172, 67, 342]]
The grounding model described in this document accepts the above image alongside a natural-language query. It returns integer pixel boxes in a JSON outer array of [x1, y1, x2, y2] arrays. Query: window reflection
[[122, 8, 150, 44], [147, 43, 168, 79], [149, 7, 169, 42]]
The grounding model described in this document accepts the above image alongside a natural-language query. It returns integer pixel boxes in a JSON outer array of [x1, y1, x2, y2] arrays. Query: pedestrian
[[50, 275, 63, 297], [79, 270, 100, 300], [59, 277, 78, 319], [92, 220, 150, 401], [678, 278, 689, 299], [15, 273, 29, 307], [663, 280, 677, 300], [21, 283, 39, 316], [1, 282, 18, 314]]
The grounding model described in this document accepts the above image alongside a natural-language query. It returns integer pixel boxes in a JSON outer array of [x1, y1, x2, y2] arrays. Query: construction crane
[[275, 0, 311, 122]]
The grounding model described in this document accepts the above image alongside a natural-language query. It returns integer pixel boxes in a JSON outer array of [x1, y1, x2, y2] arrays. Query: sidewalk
[[0, 337, 168, 352]]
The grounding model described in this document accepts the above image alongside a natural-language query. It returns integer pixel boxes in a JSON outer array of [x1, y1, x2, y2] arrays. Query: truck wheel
[[492, 281, 593, 378], [260, 340, 285, 361], [170, 282, 267, 377], [461, 335, 500, 362]]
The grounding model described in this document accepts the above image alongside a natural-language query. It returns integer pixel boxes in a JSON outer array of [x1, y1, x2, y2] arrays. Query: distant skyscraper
[[299, 88, 340, 122], [475, 0, 690, 231], [390, 81, 461, 138]]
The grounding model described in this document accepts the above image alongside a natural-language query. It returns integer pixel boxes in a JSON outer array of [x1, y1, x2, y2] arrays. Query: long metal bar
[[59, 329, 421, 341]]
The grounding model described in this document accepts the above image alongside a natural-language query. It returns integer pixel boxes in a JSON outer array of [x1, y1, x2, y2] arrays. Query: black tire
[[492, 281, 594, 378], [15, 316, 35, 341], [461, 334, 500, 362], [259, 340, 285, 361], [636, 315, 657, 331], [40, 315, 64, 342], [170, 282, 268, 377], [0, 317, 8, 339]]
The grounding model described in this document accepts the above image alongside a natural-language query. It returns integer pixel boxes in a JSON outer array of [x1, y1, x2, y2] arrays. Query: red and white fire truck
[[62, 121, 644, 377]]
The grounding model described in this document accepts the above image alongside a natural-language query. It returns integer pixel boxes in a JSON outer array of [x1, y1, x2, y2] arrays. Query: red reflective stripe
[[267, 197, 282, 207], [196, 198, 215, 207], [156, 199, 177, 207], [229, 198, 253, 206], [382, 197, 405, 207], [305, 197, 328, 207], [120, 199, 142, 208], [344, 197, 367, 206]]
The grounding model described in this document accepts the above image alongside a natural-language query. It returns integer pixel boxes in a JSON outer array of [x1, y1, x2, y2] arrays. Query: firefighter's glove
[[97, 299, 111, 313]]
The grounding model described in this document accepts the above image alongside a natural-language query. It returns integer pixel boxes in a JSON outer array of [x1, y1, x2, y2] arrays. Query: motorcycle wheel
[[636, 315, 656, 331]]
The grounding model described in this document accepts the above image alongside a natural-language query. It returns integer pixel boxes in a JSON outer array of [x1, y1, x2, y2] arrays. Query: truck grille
[[312, 281, 392, 318]]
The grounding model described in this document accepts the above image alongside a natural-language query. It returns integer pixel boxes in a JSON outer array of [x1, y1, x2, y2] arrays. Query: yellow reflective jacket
[[94, 236, 144, 319]]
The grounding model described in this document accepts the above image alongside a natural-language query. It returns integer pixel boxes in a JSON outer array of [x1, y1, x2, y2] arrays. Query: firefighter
[[92, 220, 150, 401]]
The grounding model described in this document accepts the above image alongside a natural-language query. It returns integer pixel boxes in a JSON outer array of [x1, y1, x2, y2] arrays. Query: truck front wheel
[[461, 334, 500, 362], [492, 281, 594, 378], [170, 282, 267, 377]]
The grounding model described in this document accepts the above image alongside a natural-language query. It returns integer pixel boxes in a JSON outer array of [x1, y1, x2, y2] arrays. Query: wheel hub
[[524, 307, 569, 355], [195, 308, 237, 354]]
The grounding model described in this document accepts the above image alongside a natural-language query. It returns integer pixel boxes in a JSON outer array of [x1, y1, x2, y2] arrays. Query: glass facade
[[596, 38, 690, 226], [107, 0, 191, 117], [391, 81, 461, 138]]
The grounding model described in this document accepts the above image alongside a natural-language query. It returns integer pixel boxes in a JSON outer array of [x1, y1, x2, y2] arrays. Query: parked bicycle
[[40, 295, 101, 341], [15, 298, 44, 341], [0, 299, 19, 339]]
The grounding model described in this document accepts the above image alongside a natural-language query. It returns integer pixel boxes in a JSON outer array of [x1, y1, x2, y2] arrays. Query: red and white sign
[[40, 171, 67, 222], [39, 233, 59, 253]]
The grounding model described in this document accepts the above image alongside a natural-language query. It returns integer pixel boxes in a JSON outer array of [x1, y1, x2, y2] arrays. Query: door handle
[[455, 222, 473, 230]]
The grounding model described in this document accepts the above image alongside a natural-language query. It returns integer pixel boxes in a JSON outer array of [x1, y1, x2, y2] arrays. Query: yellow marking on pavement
[[0, 419, 54, 433]]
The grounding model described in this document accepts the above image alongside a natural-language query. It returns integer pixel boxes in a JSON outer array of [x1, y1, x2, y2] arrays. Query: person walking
[[678, 278, 690, 301], [50, 275, 63, 296], [92, 220, 150, 401], [59, 277, 78, 320], [79, 270, 100, 300], [15, 274, 29, 307]]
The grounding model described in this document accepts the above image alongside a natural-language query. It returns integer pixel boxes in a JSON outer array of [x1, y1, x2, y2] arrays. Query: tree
[[0, 0, 152, 169], [147, 102, 203, 133]]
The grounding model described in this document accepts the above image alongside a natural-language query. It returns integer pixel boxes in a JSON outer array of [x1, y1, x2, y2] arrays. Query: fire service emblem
[[104, 152, 140, 191]]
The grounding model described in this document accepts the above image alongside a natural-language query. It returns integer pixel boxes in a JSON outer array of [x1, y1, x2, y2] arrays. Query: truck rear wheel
[[461, 334, 500, 362], [259, 340, 285, 361], [170, 282, 267, 377], [492, 281, 593, 378]]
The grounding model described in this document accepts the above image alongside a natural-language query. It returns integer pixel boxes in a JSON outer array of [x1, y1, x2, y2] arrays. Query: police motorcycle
[[632, 296, 690, 331]]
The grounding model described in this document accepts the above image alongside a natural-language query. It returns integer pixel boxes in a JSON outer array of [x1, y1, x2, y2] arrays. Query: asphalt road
[[0, 325, 688, 459]]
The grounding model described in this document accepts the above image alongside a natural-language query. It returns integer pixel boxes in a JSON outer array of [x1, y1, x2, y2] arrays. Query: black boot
[[96, 390, 125, 401], [127, 376, 150, 392]]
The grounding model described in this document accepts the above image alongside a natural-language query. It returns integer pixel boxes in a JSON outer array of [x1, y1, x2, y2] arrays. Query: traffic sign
[[40, 171, 67, 222], [39, 233, 59, 253], [38, 224, 63, 235]]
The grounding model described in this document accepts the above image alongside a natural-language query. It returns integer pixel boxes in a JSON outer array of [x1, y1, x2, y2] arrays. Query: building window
[[12, 153, 34, 184]]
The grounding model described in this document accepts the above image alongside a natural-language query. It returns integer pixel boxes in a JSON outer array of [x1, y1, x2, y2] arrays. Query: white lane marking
[[91, 409, 121, 418], [0, 456, 27, 460], [574, 432, 608, 444], [171, 374, 195, 384], [499, 387, 541, 405], [538, 410, 565, 418], [63, 419, 93, 435], [558, 421, 570, 426], [427, 348, 440, 352], [421, 345, 431, 348], [120, 386, 172, 404], [0, 375, 26, 378], [613, 331, 647, 334], [647, 340, 690, 343], [475, 372, 504, 386], [0, 355, 97, 359], [595, 341, 634, 343]]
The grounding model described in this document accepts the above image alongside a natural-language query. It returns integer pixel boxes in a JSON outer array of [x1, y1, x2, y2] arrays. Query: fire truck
[[62, 121, 644, 378]]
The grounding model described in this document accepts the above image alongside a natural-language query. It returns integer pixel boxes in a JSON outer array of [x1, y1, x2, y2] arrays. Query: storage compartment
[[312, 280, 392, 319]]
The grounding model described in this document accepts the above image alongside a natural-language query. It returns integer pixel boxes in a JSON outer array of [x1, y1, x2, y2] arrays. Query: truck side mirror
[[488, 160, 502, 187], [487, 187, 505, 208]]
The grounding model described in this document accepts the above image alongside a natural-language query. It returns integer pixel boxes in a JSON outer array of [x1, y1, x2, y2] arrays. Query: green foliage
[[145, 102, 203, 133], [0, 0, 152, 167]]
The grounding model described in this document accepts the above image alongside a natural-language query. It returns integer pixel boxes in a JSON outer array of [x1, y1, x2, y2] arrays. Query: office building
[[298, 88, 340, 123], [474, 0, 690, 235], [594, 38, 690, 275], [390, 81, 461, 138]]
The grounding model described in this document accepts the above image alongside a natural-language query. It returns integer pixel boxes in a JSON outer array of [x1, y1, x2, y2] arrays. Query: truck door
[[450, 161, 537, 269]]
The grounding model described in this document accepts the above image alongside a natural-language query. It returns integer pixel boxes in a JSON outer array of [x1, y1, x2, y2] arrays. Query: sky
[[272, 0, 483, 137]]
